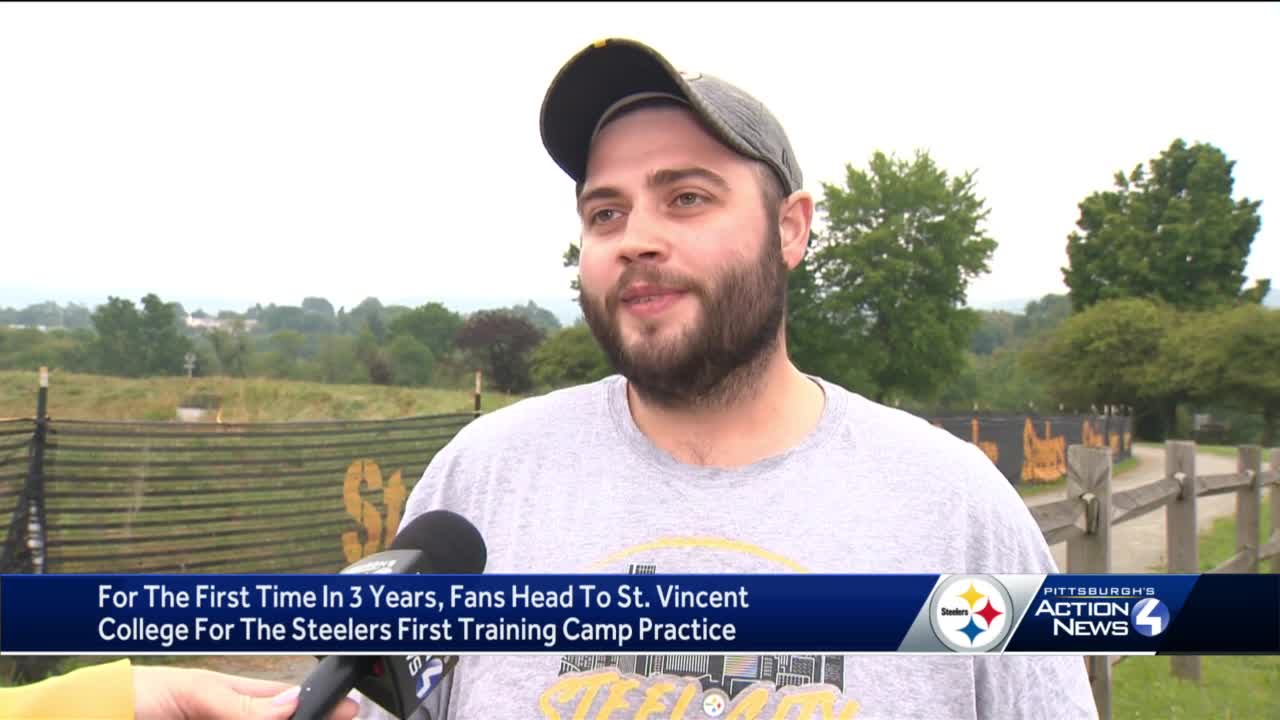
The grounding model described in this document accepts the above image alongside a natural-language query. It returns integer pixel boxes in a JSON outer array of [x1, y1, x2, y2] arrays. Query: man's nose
[[616, 207, 670, 263]]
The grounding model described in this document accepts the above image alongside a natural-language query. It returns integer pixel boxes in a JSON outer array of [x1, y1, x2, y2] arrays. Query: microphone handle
[[290, 654, 375, 720]]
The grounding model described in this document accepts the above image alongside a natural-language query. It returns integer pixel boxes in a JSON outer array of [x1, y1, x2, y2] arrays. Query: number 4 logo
[[1131, 598, 1170, 637]]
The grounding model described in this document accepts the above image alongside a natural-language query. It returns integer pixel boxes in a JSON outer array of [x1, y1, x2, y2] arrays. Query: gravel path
[[1027, 444, 1244, 573]]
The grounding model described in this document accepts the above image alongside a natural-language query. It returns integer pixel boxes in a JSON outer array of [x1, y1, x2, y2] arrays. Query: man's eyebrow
[[649, 166, 731, 191], [577, 167, 733, 216], [577, 186, 623, 216]]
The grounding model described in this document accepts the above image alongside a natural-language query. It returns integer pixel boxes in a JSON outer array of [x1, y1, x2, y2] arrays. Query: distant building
[[184, 314, 257, 332]]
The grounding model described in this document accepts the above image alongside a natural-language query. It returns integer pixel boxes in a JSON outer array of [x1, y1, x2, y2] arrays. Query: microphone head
[[391, 509, 487, 574]]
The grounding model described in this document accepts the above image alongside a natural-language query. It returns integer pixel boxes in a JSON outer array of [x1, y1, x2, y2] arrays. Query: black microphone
[[290, 509, 486, 720]]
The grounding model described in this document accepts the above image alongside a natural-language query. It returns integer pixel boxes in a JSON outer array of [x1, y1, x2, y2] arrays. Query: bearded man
[[385, 38, 1096, 720]]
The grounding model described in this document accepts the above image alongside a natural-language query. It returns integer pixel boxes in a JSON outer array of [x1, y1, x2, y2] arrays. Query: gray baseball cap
[[539, 38, 803, 195]]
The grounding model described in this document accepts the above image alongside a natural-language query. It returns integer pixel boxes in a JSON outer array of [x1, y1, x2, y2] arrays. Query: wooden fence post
[[1067, 444, 1113, 574], [1165, 441, 1199, 683], [1237, 446, 1262, 573], [1272, 448, 1280, 575], [1066, 444, 1112, 719]]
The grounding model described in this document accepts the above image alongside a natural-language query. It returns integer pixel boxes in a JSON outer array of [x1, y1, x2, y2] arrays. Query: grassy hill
[[0, 370, 525, 422]]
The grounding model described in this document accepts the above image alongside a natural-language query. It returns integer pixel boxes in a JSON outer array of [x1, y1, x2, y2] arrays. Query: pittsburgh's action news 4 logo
[[1032, 589, 1169, 638], [928, 575, 1014, 652]]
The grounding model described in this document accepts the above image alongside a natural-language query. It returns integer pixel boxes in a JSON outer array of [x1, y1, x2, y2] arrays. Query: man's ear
[[778, 191, 814, 270]]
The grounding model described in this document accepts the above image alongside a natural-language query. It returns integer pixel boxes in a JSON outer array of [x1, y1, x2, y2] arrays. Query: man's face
[[575, 105, 788, 407]]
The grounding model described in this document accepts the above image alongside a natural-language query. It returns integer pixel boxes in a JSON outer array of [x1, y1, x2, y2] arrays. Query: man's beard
[[579, 226, 788, 410]]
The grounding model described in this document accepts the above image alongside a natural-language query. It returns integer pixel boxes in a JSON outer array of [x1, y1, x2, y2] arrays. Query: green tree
[[1064, 139, 1267, 312], [208, 321, 253, 377], [1022, 298, 1173, 437], [454, 310, 544, 393], [355, 326, 392, 385], [971, 310, 1018, 355], [1173, 305, 1280, 446], [1015, 294, 1072, 339], [316, 335, 363, 384], [531, 324, 612, 390], [90, 297, 144, 376], [389, 302, 463, 357], [347, 298, 387, 341], [804, 150, 997, 403], [189, 335, 220, 378], [68, 302, 84, 327], [786, 251, 871, 392], [259, 304, 335, 335], [139, 293, 191, 375], [15, 301, 62, 328], [973, 348, 1055, 412], [0, 327, 95, 373], [389, 335, 436, 387], [563, 242, 581, 295], [301, 297, 335, 318], [507, 300, 562, 335], [265, 330, 306, 379]]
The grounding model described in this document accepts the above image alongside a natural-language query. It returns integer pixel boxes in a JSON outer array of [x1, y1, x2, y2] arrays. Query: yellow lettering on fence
[[1082, 419, 1105, 449], [1021, 418, 1065, 482], [342, 460, 383, 562], [341, 460, 413, 561], [383, 469, 407, 548], [969, 418, 1000, 465], [1083, 419, 1127, 457]]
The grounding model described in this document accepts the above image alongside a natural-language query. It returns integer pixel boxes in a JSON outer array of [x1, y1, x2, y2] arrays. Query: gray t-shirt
[[367, 375, 1097, 719]]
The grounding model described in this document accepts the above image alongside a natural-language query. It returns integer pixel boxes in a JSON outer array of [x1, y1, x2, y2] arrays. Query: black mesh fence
[[0, 413, 474, 574], [2, 404, 1135, 576], [0, 418, 36, 573], [924, 413, 1133, 484]]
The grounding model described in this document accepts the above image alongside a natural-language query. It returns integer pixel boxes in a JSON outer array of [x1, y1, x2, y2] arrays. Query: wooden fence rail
[[1034, 442, 1278, 719]]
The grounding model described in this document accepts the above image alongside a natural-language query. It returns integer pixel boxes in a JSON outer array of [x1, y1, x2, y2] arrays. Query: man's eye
[[674, 192, 706, 207], [590, 209, 619, 225]]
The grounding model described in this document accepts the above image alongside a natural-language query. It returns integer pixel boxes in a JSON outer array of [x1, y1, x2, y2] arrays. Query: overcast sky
[[2, 2, 1276, 321]]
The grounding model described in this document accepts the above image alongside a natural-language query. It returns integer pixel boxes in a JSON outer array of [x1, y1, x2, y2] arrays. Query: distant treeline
[[0, 289, 1074, 413], [5, 291, 1274, 445], [0, 295, 605, 395]]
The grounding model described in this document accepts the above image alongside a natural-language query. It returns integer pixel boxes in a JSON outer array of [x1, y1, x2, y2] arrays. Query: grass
[[1192, 490, 1274, 573], [0, 370, 524, 422], [1016, 456, 1141, 499], [1110, 490, 1278, 719]]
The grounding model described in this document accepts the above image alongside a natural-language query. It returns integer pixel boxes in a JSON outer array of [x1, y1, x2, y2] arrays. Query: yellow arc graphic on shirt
[[584, 536, 812, 574]]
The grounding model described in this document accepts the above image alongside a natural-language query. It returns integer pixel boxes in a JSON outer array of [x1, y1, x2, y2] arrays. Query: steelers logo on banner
[[928, 575, 1014, 653]]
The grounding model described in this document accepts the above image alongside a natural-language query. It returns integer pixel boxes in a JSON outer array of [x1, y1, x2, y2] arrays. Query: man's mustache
[[608, 266, 701, 306]]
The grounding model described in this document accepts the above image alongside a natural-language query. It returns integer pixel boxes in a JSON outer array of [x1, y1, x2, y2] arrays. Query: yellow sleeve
[[0, 659, 135, 720]]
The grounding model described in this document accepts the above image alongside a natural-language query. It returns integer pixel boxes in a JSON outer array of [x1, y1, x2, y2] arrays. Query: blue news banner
[[0, 573, 1275, 655]]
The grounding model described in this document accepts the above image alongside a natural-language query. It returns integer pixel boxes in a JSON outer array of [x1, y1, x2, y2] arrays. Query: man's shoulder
[[820, 380, 985, 459]]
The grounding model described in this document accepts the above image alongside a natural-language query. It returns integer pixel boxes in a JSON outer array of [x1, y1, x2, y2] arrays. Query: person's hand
[[132, 664, 360, 720]]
